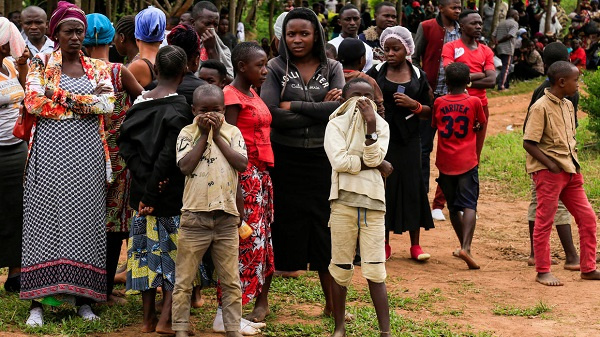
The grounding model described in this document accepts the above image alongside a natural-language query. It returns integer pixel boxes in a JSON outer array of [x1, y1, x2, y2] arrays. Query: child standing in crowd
[[569, 39, 587, 71], [325, 78, 392, 337], [118, 46, 194, 334], [198, 59, 228, 88], [432, 63, 486, 269], [523, 61, 600, 286], [526, 42, 583, 270], [221, 42, 275, 325], [338, 38, 385, 115], [366, 26, 434, 262], [171, 84, 247, 337]]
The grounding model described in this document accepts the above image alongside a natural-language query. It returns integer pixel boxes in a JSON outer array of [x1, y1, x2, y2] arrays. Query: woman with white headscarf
[[366, 26, 434, 262], [0, 16, 28, 293]]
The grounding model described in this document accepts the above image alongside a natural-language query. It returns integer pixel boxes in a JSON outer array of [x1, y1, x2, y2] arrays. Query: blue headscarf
[[134, 6, 166, 43], [83, 13, 115, 46]]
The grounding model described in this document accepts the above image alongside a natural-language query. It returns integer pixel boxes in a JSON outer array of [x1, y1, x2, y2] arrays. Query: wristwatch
[[365, 133, 378, 141]]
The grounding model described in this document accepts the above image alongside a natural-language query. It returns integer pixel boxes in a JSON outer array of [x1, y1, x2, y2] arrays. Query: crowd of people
[[0, 0, 600, 336]]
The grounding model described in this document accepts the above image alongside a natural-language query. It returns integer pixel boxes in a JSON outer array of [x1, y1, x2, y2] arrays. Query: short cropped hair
[[543, 42, 569, 67], [193, 1, 219, 19], [200, 59, 228, 79], [193, 84, 224, 105], [547, 61, 576, 85], [445, 62, 471, 87], [342, 77, 371, 97], [459, 9, 479, 21]]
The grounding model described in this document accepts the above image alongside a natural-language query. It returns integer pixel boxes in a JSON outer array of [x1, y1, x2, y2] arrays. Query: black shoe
[[4, 274, 21, 293]]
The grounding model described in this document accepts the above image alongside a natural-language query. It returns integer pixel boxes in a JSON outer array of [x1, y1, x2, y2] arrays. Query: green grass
[[492, 300, 552, 317], [487, 77, 545, 98], [0, 287, 141, 336], [0, 273, 493, 336], [479, 117, 600, 208]]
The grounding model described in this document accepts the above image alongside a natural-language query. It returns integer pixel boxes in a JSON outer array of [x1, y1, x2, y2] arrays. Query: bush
[[581, 70, 600, 142]]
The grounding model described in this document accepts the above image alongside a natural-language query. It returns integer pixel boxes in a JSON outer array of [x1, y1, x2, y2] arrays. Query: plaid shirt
[[434, 23, 461, 96]]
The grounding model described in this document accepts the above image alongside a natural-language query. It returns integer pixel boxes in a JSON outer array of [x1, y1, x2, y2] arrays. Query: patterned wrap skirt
[[126, 214, 179, 293], [217, 165, 274, 305], [20, 117, 107, 302]]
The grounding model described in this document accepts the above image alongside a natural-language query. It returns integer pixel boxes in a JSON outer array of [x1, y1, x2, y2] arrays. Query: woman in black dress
[[367, 26, 434, 262]]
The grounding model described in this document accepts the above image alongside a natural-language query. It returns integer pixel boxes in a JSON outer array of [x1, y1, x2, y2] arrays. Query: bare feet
[[536, 272, 564, 286], [323, 310, 355, 322], [105, 294, 127, 305], [581, 270, 600, 280], [191, 286, 204, 308], [274, 270, 303, 278], [156, 321, 175, 335], [527, 256, 559, 266], [245, 305, 270, 323], [564, 263, 580, 271], [458, 250, 480, 270], [331, 328, 346, 337], [452, 249, 460, 257], [114, 271, 127, 284], [225, 332, 243, 337], [141, 316, 158, 333]]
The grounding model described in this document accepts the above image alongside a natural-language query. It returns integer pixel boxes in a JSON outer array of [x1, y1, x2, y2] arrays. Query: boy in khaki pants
[[171, 85, 248, 337], [324, 78, 392, 337]]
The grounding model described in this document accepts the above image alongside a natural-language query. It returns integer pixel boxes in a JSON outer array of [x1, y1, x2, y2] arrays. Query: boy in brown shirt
[[523, 61, 600, 286]]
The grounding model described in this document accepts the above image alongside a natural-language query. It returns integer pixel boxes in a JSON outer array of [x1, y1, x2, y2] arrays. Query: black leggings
[[106, 232, 128, 297]]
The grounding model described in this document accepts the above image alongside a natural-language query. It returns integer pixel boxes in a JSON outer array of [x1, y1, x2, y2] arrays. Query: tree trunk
[[490, 0, 502, 37], [246, 0, 258, 24], [230, 0, 237, 34], [107, 0, 112, 22], [544, 0, 554, 35], [479, 0, 485, 17], [268, 0, 276, 40], [235, 0, 245, 29]]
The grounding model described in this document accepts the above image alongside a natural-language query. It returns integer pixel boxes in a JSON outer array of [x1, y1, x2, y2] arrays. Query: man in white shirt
[[21, 6, 54, 57], [328, 4, 374, 72]]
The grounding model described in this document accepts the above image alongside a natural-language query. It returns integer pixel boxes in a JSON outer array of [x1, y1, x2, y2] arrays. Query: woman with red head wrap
[[20, 1, 115, 327]]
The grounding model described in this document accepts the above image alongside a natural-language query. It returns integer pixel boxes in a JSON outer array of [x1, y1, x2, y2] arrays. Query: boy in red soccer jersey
[[432, 62, 487, 270]]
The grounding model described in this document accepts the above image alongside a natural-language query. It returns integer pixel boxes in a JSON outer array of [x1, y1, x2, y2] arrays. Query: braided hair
[[155, 45, 188, 80], [167, 24, 201, 60], [231, 42, 266, 73], [115, 15, 135, 42]]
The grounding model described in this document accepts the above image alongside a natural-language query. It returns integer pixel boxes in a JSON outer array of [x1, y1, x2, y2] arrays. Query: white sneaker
[[431, 209, 446, 221], [213, 307, 263, 335], [77, 304, 99, 321], [26, 307, 43, 327]]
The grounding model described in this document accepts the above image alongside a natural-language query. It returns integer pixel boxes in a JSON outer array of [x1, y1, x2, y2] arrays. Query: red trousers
[[532, 170, 597, 273], [433, 105, 489, 210]]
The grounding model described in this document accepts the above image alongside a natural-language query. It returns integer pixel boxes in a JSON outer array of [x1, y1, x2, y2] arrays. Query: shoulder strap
[[141, 58, 156, 81], [374, 61, 421, 79]]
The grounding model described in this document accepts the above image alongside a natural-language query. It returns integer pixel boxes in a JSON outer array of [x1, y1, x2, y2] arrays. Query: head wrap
[[83, 14, 115, 46], [0, 17, 26, 58], [274, 12, 288, 40], [412, 1, 421, 8], [49, 1, 87, 42], [517, 28, 527, 36], [338, 38, 366, 63], [380, 26, 415, 56], [135, 6, 166, 43]]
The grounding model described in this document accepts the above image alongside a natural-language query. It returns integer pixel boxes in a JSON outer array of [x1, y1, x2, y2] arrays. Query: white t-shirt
[[0, 59, 25, 146], [328, 35, 374, 72]]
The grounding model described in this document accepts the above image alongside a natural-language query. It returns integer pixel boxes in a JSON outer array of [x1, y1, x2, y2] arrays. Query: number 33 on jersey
[[432, 93, 487, 176]]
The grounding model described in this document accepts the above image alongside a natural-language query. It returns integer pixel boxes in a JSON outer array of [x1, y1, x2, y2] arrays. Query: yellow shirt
[[176, 122, 247, 215], [523, 89, 579, 174]]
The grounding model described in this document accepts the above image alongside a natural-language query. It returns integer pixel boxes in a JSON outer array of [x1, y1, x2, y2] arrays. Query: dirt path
[[6, 92, 600, 337]]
